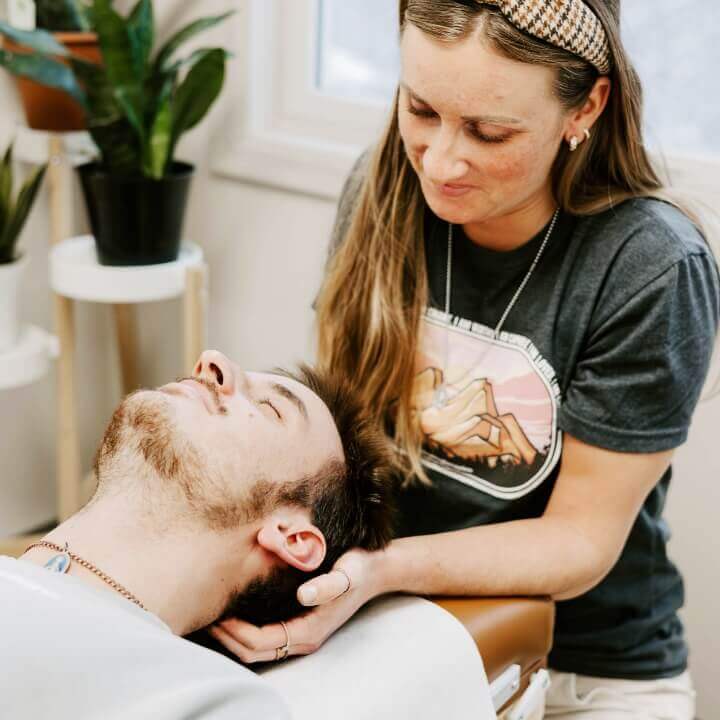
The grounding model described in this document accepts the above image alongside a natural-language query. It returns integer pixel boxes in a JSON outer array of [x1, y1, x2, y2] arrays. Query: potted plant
[[2, 1, 101, 131], [0, 142, 47, 351], [0, 0, 232, 265]]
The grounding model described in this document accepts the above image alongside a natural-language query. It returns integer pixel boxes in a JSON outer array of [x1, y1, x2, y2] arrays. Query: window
[[315, 0, 399, 104], [213, 0, 719, 200], [622, 3, 719, 158]]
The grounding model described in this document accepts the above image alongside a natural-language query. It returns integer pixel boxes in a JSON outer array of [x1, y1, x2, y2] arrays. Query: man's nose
[[193, 350, 247, 396]]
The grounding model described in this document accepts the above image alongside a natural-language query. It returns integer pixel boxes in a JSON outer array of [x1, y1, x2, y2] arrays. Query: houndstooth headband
[[482, 0, 611, 73]]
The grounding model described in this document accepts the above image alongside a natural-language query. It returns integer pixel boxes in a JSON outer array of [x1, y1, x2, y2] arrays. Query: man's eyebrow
[[271, 382, 308, 422], [400, 82, 523, 125]]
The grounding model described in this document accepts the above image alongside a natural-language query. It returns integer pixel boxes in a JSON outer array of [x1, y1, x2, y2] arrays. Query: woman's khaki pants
[[543, 669, 695, 719]]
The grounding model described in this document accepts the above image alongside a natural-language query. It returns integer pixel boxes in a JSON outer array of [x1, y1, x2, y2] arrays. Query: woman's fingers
[[208, 625, 279, 664], [297, 568, 351, 606], [211, 549, 379, 663], [217, 618, 287, 652], [209, 618, 292, 664], [210, 615, 321, 664]]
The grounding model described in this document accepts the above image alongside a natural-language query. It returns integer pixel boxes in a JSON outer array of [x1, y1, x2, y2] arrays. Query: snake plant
[[0, 143, 47, 264], [36, 0, 92, 32], [0, 0, 232, 179]]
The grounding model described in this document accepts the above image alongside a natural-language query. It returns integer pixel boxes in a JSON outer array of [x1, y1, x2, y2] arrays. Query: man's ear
[[256, 512, 327, 572]]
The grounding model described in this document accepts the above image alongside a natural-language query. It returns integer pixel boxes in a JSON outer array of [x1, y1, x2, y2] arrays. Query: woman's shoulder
[[329, 150, 373, 256], [574, 196, 715, 277]]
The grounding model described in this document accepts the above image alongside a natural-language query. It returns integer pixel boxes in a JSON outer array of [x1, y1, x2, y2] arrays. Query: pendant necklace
[[432, 208, 560, 409], [25, 539, 147, 610]]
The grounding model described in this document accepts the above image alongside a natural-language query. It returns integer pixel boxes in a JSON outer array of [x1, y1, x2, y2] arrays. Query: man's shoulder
[[0, 558, 290, 719]]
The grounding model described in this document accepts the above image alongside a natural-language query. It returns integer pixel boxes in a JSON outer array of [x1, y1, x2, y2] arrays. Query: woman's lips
[[434, 182, 474, 198]]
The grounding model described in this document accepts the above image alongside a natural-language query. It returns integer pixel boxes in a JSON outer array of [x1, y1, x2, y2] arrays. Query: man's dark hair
[[221, 363, 397, 626]]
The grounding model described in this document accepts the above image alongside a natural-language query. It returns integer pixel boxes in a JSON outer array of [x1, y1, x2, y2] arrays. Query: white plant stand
[[0, 325, 59, 391], [49, 235, 207, 518], [0, 130, 207, 557]]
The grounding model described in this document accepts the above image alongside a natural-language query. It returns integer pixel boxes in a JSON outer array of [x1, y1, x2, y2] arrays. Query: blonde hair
[[316, 0, 716, 483]]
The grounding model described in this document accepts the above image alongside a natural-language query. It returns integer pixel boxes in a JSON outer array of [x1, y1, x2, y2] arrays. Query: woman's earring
[[569, 136, 579, 152], [584, 128, 591, 141]]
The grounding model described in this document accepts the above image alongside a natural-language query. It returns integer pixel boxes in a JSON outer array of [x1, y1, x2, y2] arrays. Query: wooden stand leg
[[113, 304, 139, 395], [184, 264, 207, 375], [55, 294, 81, 520], [49, 134, 81, 521]]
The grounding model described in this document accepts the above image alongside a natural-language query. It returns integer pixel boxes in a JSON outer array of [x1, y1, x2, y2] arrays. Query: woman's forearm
[[372, 515, 608, 601]]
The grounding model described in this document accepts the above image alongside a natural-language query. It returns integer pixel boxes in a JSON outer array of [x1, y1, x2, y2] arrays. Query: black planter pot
[[78, 162, 194, 266]]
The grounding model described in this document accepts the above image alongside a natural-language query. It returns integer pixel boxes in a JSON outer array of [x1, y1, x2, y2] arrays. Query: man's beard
[[222, 564, 309, 627], [92, 390, 251, 531]]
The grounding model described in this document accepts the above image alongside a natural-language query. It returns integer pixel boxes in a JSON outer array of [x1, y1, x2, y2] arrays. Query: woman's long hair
[[316, 0, 715, 483]]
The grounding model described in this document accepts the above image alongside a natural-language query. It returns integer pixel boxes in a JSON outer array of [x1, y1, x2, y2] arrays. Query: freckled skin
[[398, 25, 572, 249]]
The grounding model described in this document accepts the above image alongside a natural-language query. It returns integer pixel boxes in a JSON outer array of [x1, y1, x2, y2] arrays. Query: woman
[[213, 1, 719, 716]]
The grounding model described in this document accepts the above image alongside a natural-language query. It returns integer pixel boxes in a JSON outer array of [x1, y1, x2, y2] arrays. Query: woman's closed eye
[[406, 101, 511, 144]]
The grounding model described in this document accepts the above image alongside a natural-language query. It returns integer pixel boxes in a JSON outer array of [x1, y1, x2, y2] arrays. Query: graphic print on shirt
[[413, 308, 562, 499]]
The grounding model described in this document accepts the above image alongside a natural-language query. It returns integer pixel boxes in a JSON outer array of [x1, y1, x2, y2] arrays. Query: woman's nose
[[422, 129, 469, 183], [193, 350, 247, 396]]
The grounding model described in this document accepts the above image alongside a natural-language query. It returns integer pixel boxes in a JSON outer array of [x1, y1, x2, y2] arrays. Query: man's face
[[98, 350, 343, 528]]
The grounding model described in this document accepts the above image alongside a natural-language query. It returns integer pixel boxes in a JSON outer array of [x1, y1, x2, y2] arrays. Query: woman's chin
[[423, 192, 478, 225]]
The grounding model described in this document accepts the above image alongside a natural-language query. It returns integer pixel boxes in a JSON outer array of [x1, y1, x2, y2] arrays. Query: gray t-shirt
[[0, 556, 291, 719], [327, 155, 720, 680]]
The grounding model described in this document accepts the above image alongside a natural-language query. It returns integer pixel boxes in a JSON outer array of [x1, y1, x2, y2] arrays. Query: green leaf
[[127, 0, 153, 79], [152, 11, 234, 73], [0, 144, 12, 238], [36, 0, 91, 32], [145, 47, 230, 113], [165, 47, 232, 77], [0, 49, 86, 106], [70, 56, 116, 119], [1, 164, 46, 259], [0, 20, 69, 56], [71, 57, 141, 172], [143, 93, 172, 179], [170, 47, 225, 155], [114, 86, 145, 142], [91, 0, 144, 143], [73, 0, 94, 32], [86, 116, 141, 173]]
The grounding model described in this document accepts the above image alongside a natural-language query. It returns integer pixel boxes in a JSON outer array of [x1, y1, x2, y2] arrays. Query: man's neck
[[20, 497, 260, 635], [462, 189, 557, 252]]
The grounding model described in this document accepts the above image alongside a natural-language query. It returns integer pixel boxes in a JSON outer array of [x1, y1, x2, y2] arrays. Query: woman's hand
[[208, 548, 385, 664]]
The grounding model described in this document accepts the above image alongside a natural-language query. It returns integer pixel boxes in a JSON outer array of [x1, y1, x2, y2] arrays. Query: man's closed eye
[[258, 399, 282, 421]]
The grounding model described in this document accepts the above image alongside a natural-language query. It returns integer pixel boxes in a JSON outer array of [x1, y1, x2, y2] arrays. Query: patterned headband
[[482, 0, 611, 74]]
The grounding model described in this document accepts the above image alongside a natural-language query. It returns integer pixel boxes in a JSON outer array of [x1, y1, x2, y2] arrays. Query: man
[[0, 350, 395, 719]]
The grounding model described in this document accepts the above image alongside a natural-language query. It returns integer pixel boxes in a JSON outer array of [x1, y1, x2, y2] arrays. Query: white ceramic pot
[[0, 255, 28, 352]]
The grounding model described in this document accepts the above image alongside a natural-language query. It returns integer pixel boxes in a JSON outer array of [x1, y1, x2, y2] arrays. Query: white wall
[[0, 1, 718, 715]]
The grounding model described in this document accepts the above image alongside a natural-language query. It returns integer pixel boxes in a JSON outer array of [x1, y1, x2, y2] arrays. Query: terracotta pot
[[3, 32, 101, 132]]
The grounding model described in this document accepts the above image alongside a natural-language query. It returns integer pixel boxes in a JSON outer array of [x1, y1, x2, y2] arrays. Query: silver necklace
[[432, 208, 560, 408]]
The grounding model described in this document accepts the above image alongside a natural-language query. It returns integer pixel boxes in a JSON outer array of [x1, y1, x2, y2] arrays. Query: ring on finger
[[332, 567, 352, 599], [274, 620, 290, 661]]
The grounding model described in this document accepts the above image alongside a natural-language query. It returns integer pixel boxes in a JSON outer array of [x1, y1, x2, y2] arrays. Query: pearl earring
[[569, 136, 579, 152]]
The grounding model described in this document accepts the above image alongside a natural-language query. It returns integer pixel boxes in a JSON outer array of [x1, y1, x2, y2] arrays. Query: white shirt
[[0, 556, 291, 720]]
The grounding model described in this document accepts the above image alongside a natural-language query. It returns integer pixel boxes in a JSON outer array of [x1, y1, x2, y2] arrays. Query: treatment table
[[436, 596, 554, 715], [260, 594, 555, 719]]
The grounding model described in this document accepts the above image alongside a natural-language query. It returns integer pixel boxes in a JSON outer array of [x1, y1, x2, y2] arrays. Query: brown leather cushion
[[432, 597, 555, 683]]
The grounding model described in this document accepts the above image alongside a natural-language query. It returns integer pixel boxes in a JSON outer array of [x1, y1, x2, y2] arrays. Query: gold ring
[[274, 620, 290, 661], [334, 567, 352, 596]]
